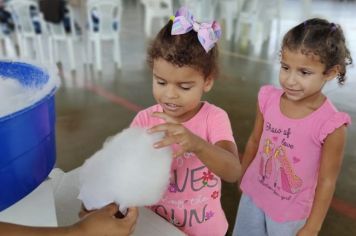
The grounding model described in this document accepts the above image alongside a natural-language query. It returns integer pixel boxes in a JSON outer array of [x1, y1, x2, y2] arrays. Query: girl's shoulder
[[258, 84, 282, 113], [186, 102, 229, 124], [258, 84, 281, 99], [317, 100, 351, 143], [201, 101, 227, 114], [196, 102, 235, 143], [131, 104, 162, 127], [199, 102, 230, 121]]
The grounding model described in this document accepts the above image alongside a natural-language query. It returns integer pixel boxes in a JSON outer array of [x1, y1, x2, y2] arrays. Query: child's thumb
[[102, 203, 119, 215], [126, 207, 138, 219]]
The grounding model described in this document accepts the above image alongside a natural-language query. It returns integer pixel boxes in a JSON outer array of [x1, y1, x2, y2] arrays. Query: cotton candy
[[0, 67, 59, 118], [78, 127, 172, 211]]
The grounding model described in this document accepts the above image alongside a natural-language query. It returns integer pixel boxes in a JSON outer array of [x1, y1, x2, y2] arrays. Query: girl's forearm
[[195, 139, 241, 183], [303, 126, 346, 233], [240, 136, 259, 179], [303, 179, 337, 233], [0, 222, 73, 236]]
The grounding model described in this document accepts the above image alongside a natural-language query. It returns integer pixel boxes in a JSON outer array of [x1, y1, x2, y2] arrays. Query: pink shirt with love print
[[241, 85, 351, 222], [131, 102, 235, 236]]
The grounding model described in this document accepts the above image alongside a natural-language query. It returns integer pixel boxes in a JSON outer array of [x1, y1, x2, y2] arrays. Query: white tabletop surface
[[0, 180, 58, 227], [0, 168, 185, 235]]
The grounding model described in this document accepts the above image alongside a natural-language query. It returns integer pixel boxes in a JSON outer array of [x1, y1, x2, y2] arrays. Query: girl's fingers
[[148, 123, 182, 135], [153, 135, 177, 148], [155, 142, 185, 158], [102, 203, 119, 216], [147, 123, 171, 134], [125, 207, 138, 221], [173, 149, 185, 158]]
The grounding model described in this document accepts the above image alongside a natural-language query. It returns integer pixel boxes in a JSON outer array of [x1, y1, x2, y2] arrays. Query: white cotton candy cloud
[[78, 127, 172, 211], [0, 73, 59, 118]]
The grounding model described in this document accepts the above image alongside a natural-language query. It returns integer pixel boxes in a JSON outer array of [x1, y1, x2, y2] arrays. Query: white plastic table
[[0, 167, 185, 235], [0, 180, 58, 227]]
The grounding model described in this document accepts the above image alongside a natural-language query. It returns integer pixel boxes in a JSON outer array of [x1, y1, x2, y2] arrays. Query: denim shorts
[[232, 193, 306, 236]]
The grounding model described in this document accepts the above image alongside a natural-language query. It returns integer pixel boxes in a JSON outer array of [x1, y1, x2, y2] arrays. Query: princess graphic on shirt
[[259, 138, 274, 181], [259, 138, 302, 195], [270, 145, 302, 194]]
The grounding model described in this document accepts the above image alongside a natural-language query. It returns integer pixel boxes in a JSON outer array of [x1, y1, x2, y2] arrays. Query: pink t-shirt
[[131, 102, 235, 236], [241, 85, 351, 222]]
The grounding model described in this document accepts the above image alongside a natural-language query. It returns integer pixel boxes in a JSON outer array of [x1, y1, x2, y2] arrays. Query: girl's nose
[[165, 85, 179, 99], [285, 72, 297, 86]]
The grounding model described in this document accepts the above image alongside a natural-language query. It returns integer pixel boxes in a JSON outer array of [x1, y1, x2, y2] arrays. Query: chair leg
[[67, 38, 76, 71], [80, 38, 86, 66], [234, 18, 241, 42], [261, 19, 272, 43], [4, 36, 17, 58], [0, 39, 4, 56], [145, 10, 152, 37], [248, 22, 256, 43], [249, 20, 263, 55], [94, 37, 101, 71], [53, 40, 59, 63], [21, 37, 30, 58], [17, 35, 25, 58], [114, 37, 121, 69], [87, 39, 92, 65], [224, 2, 236, 41], [225, 17, 234, 41], [48, 38, 54, 65], [36, 35, 45, 63]]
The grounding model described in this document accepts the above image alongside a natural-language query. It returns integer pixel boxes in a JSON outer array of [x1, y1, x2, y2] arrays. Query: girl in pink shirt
[[233, 18, 352, 236], [130, 7, 241, 236]]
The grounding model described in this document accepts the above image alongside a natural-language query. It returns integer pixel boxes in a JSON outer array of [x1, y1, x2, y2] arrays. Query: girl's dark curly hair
[[147, 20, 219, 80], [282, 18, 353, 84]]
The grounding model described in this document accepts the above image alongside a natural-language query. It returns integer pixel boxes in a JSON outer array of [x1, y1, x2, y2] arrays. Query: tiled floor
[[52, 0, 356, 235]]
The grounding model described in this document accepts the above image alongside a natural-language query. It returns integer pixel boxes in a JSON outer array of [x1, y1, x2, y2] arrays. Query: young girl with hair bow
[[130, 6, 241, 236]]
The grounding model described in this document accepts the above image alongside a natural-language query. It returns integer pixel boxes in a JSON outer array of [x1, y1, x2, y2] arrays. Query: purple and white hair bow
[[171, 7, 221, 53]]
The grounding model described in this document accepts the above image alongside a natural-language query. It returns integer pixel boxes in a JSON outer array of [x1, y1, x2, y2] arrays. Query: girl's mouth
[[285, 87, 301, 94], [162, 103, 180, 111]]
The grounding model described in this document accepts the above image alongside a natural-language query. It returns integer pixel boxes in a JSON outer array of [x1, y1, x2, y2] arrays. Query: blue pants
[[232, 194, 306, 236]]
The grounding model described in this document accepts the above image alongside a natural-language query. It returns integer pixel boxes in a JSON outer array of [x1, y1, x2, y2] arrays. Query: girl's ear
[[203, 76, 214, 92], [325, 65, 341, 81]]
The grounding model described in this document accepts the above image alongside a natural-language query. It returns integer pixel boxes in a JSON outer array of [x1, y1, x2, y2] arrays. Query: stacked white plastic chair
[[258, 0, 283, 43], [0, 24, 17, 58], [6, 0, 46, 63], [219, 0, 244, 41], [234, 0, 282, 47], [180, 0, 218, 22], [87, 0, 122, 71], [140, 0, 173, 37], [234, 0, 258, 43], [47, 4, 80, 71]]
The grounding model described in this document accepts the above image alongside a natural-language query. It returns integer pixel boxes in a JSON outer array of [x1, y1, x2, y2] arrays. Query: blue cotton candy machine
[[0, 61, 58, 211]]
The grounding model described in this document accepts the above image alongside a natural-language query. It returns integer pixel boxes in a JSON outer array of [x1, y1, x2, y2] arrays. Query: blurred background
[[0, 0, 355, 235]]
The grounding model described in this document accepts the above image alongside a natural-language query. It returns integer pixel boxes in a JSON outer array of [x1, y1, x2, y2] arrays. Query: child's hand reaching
[[148, 112, 204, 158], [76, 204, 138, 236]]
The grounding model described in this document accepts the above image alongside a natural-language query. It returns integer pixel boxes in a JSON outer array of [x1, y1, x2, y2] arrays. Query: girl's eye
[[300, 70, 312, 75], [157, 80, 166, 85], [180, 85, 191, 90], [281, 65, 288, 71], [179, 83, 193, 90], [179, 84, 192, 90]]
